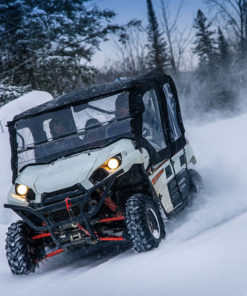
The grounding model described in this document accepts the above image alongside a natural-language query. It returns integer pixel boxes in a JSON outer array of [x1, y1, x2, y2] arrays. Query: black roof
[[11, 70, 169, 123]]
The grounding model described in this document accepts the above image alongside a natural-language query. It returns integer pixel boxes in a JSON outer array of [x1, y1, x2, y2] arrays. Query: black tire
[[125, 194, 166, 252], [188, 169, 203, 193], [5, 220, 45, 275]]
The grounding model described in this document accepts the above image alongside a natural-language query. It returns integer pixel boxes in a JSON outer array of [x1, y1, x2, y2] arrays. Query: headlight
[[89, 154, 122, 184], [107, 157, 120, 170], [104, 154, 122, 171], [16, 184, 28, 196]]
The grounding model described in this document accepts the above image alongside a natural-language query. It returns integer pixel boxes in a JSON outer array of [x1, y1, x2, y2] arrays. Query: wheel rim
[[147, 208, 161, 240]]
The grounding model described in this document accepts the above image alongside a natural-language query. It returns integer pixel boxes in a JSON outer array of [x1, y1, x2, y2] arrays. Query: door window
[[163, 83, 182, 142], [16, 127, 35, 168], [142, 89, 166, 151]]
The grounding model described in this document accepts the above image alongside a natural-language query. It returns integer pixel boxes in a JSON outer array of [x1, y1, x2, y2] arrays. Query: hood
[[17, 149, 103, 193], [16, 139, 137, 194]]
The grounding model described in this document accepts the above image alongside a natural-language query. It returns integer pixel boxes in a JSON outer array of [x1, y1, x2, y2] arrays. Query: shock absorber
[[104, 195, 119, 212]]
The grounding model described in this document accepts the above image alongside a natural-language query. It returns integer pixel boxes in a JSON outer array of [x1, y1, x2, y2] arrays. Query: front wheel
[[125, 194, 166, 252], [5, 221, 45, 274]]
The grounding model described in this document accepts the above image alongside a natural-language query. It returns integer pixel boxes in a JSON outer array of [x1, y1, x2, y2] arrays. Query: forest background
[[1, 0, 247, 120]]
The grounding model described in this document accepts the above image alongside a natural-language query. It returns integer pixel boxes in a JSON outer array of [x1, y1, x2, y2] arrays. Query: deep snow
[[1, 94, 247, 296]]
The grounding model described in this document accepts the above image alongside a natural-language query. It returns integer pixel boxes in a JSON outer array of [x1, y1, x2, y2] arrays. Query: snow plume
[[166, 113, 247, 244], [179, 79, 235, 124], [236, 85, 247, 114], [177, 60, 247, 124]]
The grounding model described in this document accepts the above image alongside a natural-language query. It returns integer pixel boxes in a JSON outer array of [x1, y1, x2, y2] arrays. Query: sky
[[91, 0, 207, 67], [96, 0, 206, 25]]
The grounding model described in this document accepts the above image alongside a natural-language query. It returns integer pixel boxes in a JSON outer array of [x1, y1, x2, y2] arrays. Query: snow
[[0, 91, 52, 224], [31, 7, 46, 16], [0, 91, 53, 134], [1, 92, 247, 295]]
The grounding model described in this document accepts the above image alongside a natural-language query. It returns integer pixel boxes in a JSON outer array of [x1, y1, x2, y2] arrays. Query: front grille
[[50, 205, 81, 223], [41, 184, 86, 206]]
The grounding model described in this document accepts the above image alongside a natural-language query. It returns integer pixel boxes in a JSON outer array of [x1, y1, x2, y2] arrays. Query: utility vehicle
[[4, 71, 201, 274]]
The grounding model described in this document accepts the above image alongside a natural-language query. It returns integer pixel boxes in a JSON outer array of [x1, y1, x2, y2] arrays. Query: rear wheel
[[188, 169, 203, 193], [125, 194, 166, 252], [5, 220, 45, 275]]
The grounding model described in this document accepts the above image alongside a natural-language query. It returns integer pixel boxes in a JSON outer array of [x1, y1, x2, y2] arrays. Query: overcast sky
[[92, 0, 208, 67]]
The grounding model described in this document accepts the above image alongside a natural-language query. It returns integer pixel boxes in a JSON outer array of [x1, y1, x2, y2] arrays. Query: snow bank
[[0, 91, 53, 134], [0, 91, 53, 224]]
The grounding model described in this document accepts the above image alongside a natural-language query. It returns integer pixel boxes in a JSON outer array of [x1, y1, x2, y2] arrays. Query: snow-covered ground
[[1, 94, 247, 296]]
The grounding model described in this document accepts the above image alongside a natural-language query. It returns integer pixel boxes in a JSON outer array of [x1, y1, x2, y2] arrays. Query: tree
[[193, 9, 217, 70], [146, 0, 168, 70], [113, 20, 148, 76], [159, 0, 192, 73], [217, 27, 231, 67], [0, 0, 120, 96], [206, 0, 247, 60], [192, 10, 236, 111], [0, 84, 31, 106], [94, 20, 148, 83]]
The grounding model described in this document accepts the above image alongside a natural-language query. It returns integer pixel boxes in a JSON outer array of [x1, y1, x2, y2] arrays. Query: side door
[[162, 82, 190, 203], [139, 87, 175, 214]]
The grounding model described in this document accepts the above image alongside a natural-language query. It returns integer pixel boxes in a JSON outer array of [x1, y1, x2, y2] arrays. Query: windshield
[[15, 92, 132, 171]]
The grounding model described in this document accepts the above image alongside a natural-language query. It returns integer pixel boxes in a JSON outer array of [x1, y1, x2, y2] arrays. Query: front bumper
[[4, 172, 123, 248]]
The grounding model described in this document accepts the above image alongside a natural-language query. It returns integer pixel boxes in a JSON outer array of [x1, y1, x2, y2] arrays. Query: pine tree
[[193, 10, 237, 111], [217, 27, 231, 68], [193, 10, 217, 69], [146, 0, 168, 70], [193, 10, 230, 111], [243, 0, 247, 59], [216, 27, 237, 110], [0, 0, 120, 96]]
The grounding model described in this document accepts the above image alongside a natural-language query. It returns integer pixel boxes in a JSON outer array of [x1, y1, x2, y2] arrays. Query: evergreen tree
[[243, 0, 247, 59], [146, 0, 168, 70], [0, 0, 120, 96], [192, 10, 236, 111], [193, 10, 232, 111], [216, 27, 237, 110], [0, 84, 31, 106], [193, 9, 217, 70], [217, 27, 231, 68]]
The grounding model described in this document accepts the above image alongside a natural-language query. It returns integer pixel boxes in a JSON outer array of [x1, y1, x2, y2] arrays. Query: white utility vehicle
[[4, 71, 201, 274]]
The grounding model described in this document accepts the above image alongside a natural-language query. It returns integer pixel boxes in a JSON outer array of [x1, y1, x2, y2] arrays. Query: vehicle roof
[[10, 70, 170, 124]]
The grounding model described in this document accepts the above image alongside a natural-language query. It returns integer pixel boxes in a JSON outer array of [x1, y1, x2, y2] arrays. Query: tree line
[[0, 0, 120, 104], [1, 0, 247, 116]]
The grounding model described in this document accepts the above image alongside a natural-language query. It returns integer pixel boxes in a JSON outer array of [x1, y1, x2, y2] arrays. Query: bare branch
[[159, 0, 190, 71], [206, 0, 241, 32]]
